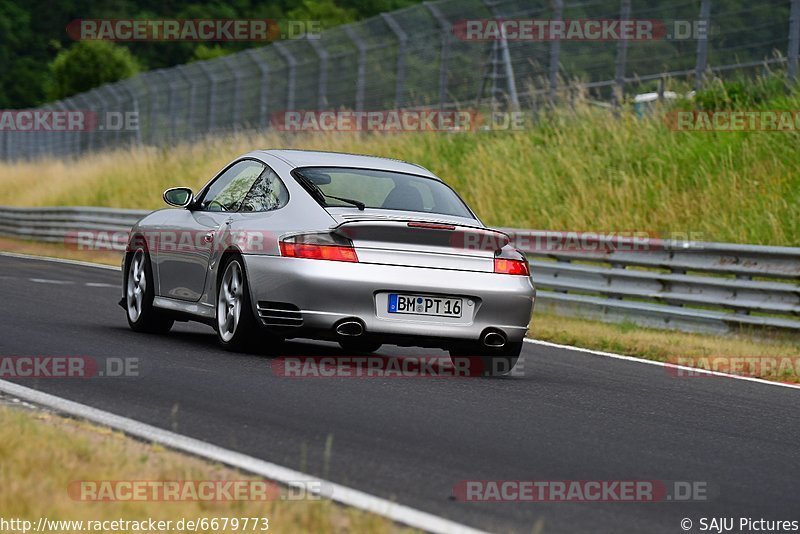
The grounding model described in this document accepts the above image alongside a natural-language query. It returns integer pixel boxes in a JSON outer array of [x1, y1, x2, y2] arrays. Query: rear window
[[294, 167, 474, 219]]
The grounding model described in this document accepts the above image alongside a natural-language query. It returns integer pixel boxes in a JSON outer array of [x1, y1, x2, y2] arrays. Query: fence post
[[614, 0, 631, 109], [167, 69, 183, 143], [695, 0, 712, 90], [483, 0, 520, 111], [224, 56, 243, 132], [118, 82, 142, 146], [98, 85, 121, 148], [789, 0, 800, 83], [549, 0, 564, 107], [94, 85, 111, 151], [74, 94, 91, 154], [344, 26, 367, 112], [246, 49, 270, 128], [425, 2, 451, 111], [381, 13, 408, 109], [274, 43, 297, 112], [308, 38, 329, 108], [196, 64, 216, 134]]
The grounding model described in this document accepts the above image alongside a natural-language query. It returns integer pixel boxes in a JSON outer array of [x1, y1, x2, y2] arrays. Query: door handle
[[203, 231, 214, 243]]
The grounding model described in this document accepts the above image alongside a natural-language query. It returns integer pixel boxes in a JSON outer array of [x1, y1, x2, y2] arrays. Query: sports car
[[121, 150, 535, 375]]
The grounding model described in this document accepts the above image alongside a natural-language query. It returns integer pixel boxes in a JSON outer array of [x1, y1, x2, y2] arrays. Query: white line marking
[[524, 338, 800, 390], [0, 380, 486, 534], [29, 278, 74, 285], [0, 251, 119, 271], [85, 282, 116, 288]]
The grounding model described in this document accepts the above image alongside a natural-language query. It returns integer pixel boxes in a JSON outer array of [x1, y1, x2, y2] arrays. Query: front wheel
[[216, 256, 258, 351], [125, 247, 174, 334]]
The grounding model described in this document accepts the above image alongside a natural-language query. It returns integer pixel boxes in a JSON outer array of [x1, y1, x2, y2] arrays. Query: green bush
[[47, 41, 139, 100]]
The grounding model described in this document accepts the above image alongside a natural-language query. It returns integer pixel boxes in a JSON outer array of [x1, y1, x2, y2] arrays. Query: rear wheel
[[449, 342, 522, 377], [216, 256, 259, 351], [125, 247, 174, 334]]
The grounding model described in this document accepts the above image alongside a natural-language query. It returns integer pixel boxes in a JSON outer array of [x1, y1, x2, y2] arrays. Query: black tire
[[125, 246, 174, 334], [448, 342, 522, 377], [215, 255, 259, 352], [338, 337, 383, 354]]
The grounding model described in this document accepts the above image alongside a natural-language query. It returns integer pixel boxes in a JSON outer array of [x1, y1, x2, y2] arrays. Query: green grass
[[0, 79, 798, 246]]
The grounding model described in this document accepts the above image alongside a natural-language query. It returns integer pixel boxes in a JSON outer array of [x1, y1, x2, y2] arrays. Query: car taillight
[[280, 234, 359, 263], [494, 258, 530, 276]]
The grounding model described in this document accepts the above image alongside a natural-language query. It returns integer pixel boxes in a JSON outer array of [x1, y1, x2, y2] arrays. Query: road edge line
[[0, 379, 486, 534], [524, 338, 800, 390], [0, 251, 120, 270]]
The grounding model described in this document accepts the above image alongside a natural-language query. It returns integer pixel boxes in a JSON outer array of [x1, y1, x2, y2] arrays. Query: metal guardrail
[[0, 206, 798, 334]]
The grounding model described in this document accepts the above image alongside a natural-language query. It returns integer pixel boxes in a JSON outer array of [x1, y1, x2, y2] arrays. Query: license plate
[[388, 294, 462, 318]]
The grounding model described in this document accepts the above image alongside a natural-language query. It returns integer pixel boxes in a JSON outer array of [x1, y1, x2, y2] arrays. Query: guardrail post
[[789, 0, 800, 83], [425, 2, 451, 111], [549, 0, 564, 107], [614, 0, 631, 109], [274, 43, 297, 112], [344, 26, 367, 112], [695, 0, 712, 90], [381, 13, 408, 109]]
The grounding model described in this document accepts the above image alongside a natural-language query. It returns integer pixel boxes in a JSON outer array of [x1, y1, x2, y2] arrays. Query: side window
[[199, 160, 265, 212], [240, 167, 289, 212]]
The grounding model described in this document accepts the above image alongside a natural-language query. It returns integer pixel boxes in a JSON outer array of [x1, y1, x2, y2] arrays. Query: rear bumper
[[242, 255, 535, 346]]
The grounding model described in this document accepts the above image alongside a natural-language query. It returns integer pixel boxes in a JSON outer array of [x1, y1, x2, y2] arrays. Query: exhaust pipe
[[482, 330, 506, 348], [335, 320, 364, 337]]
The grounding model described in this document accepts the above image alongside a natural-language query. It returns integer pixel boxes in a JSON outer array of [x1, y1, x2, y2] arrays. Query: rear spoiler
[[332, 218, 511, 253]]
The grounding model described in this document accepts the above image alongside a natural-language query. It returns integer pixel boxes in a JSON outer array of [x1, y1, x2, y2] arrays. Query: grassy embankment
[[0, 405, 411, 533]]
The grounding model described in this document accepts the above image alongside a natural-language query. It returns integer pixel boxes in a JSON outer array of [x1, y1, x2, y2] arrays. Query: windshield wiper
[[296, 174, 365, 211], [322, 193, 365, 211]]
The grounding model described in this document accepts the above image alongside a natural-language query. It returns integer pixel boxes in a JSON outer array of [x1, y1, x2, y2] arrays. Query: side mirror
[[163, 187, 194, 208]]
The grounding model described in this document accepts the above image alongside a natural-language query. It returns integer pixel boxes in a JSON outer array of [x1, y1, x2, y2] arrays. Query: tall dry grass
[[0, 103, 797, 245]]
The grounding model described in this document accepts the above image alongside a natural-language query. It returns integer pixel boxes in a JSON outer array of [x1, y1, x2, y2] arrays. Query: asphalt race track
[[1, 254, 798, 533]]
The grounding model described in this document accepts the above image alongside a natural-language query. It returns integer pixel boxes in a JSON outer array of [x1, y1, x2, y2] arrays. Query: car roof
[[257, 149, 440, 180]]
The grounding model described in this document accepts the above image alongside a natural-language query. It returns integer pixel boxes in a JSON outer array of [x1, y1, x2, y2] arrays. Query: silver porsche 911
[[121, 150, 535, 375]]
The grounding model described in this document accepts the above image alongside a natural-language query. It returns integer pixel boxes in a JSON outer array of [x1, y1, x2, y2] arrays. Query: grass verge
[[0, 405, 411, 533], [533, 312, 800, 383]]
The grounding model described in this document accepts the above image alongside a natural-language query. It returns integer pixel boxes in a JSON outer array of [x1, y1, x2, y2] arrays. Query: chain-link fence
[[2, 0, 799, 161]]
